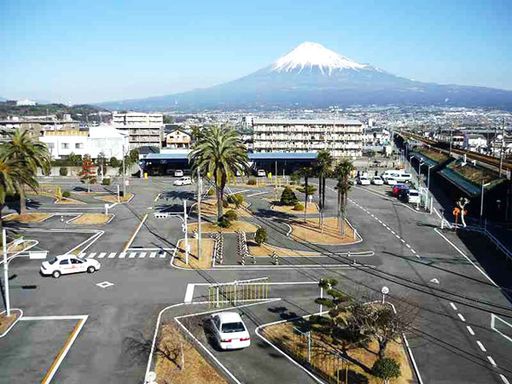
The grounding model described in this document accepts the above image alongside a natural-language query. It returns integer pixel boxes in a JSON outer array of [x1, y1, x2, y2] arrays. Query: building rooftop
[[252, 118, 362, 125]]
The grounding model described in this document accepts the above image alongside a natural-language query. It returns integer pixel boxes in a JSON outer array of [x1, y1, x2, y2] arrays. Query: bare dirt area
[[55, 197, 86, 205], [248, 241, 320, 257], [70, 213, 113, 225], [174, 238, 215, 269], [154, 323, 227, 384], [272, 202, 319, 214], [263, 321, 413, 384], [287, 217, 357, 245], [188, 220, 258, 234], [96, 193, 134, 203], [4, 213, 52, 223], [0, 311, 20, 334], [194, 199, 251, 218]]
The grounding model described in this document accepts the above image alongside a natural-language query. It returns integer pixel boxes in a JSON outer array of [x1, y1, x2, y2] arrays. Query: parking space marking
[[97, 252, 107, 259], [476, 340, 487, 352], [466, 326, 475, 335]]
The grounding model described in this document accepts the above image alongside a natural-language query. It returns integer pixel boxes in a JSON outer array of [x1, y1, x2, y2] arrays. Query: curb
[[0, 308, 23, 338]]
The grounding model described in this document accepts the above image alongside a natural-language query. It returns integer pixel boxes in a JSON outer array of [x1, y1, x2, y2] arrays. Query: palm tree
[[314, 150, 333, 228], [0, 156, 38, 236], [3, 129, 50, 213], [334, 159, 354, 235], [189, 126, 248, 221]]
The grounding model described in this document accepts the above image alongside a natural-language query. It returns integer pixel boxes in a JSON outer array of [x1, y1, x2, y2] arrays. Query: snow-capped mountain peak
[[271, 42, 367, 75]]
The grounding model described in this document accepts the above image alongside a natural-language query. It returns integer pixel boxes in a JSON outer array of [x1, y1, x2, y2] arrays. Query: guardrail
[[460, 225, 512, 262]]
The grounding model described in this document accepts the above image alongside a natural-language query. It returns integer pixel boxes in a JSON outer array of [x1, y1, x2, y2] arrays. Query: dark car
[[392, 183, 409, 197]]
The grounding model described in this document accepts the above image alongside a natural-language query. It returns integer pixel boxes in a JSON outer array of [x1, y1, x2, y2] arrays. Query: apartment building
[[112, 112, 163, 149], [165, 128, 191, 149], [252, 118, 363, 158]]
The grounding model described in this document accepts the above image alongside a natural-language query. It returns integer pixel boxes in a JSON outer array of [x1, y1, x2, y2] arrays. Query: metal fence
[[208, 277, 269, 308]]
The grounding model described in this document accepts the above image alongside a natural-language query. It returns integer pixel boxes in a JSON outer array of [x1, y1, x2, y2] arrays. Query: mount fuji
[[99, 42, 512, 111]]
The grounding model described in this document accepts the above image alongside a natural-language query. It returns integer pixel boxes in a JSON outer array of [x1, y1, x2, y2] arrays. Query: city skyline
[[1, 0, 511, 104]]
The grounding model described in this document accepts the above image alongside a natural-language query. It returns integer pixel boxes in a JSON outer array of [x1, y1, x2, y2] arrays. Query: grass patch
[[248, 241, 320, 257], [288, 217, 357, 245], [188, 220, 258, 234], [448, 161, 498, 184], [0, 311, 20, 334], [96, 193, 134, 203], [174, 238, 215, 269], [263, 316, 413, 384], [417, 147, 450, 163], [70, 213, 113, 225], [4, 213, 52, 223], [155, 323, 227, 384]]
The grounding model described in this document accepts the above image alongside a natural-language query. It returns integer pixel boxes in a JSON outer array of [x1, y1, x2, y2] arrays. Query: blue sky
[[1, 0, 511, 104]]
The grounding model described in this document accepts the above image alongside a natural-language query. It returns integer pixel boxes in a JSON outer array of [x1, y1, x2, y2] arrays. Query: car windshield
[[409, 192, 419, 196], [49, 257, 59, 264], [221, 322, 245, 333]]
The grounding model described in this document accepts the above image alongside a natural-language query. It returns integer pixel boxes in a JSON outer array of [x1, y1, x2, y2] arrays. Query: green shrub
[[371, 358, 401, 382], [247, 178, 257, 186], [254, 228, 267, 245], [293, 202, 304, 211], [290, 171, 301, 184], [109, 157, 121, 167], [102, 178, 111, 186], [224, 209, 238, 221], [280, 187, 298, 206], [207, 188, 215, 196], [218, 217, 231, 228], [62, 191, 71, 198], [59, 167, 68, 176], [297, 184, 317, 196], [227, 193, 244, 208]]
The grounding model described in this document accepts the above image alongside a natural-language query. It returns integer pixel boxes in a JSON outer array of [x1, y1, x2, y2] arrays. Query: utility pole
[[183, 200, 189, 265], [3, 229, 10, 316], [197, 169, 202, 262], [304, 175, 308, 223], [499, 118, 505, 177], [122, 144, 126, 196]]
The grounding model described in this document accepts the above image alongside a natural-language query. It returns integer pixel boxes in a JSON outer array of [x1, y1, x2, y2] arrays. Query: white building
[[252, 118, 363, 158], [165, 128, 191, 149], [40, 125, 129, 160], [15, 99, 37, 106], [112, 112, 163, 149]]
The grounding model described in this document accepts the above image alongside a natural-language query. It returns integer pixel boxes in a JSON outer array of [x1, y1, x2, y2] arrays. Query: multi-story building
[[0, 116, 79, 141], [252, 118, 363, 158], [165, 128, 191, 149], [112, 111, 163, 149]]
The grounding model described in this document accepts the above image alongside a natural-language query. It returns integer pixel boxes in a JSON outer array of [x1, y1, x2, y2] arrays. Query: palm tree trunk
[[0, 205, 3, 245], [19, 188, 27, 214], [216, 186, 223, 221]]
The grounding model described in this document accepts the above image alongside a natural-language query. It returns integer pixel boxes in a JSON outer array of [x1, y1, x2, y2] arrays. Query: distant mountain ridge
[[97, 42, 512, 111]]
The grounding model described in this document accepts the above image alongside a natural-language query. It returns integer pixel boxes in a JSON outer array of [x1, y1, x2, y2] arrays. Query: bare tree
[[457, 197, 470, 227]]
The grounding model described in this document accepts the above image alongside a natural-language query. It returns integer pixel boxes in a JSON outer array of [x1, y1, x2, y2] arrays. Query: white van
[[382, 170, 412, 183], [407, 189, 420, 204]]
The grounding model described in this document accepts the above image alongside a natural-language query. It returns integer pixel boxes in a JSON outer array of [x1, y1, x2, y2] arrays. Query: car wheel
[[87, 266, 96, 273], [52, 270, 61, 278]]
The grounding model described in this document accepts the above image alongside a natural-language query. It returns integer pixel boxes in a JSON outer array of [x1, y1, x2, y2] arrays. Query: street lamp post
[[381, 286, 389, 305], [480, 181, 492, 223], [2, 229, 10, 316], [122, 144, 126, 196]]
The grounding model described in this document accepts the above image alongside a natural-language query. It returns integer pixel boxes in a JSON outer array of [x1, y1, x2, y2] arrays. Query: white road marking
[[96, 281, 114, 288], [247, 191, 267, 197], [139, 252, 147, 258], [450, 302, 458, 311], [390, 230, 396, 235], [184, 284, 195, 304], [118, 252, 126, 258], [406, 244, 411, 248], [159, 252, 167, 258], [108, 252, 116, 258], [411, 249, 417, 255], [477, 340, 487, 352], [491, 314, 512, 344], [487, 356, 497, 367], [400, 239, 406, 243], [395, 234, 400, 239], [129, 252, 137, 258], [466, 326, 475, 335], [458, 313, 466, 322], [97, 252, 107, 259], [88, 253, 96, 258], [149, 252, 157, 258], [500, 374, 510, 384]]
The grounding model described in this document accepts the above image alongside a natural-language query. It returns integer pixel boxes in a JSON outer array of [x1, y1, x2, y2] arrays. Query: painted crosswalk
[[80, 251, 168, 260]]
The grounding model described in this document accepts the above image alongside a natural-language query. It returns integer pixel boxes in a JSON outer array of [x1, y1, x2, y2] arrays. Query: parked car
[[392, 183, 409, 197], [210, 312, 251, 350], [40, 255, 100, 278], [174, 169, 184, 177], [407, 189, 421, 204], [357, 176, 371, 185], [257, 169, 266, 177], [173, 176, 192, 186], [385, 177, 397, 186], [371, 176, 384, 185]]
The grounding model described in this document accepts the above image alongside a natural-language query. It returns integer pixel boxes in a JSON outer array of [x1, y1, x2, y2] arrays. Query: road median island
[[271, 201, 319, 215], [154, 322, 227, 384], [188, 220, 258, 234], [261, 310, 414, 384], [95, 192, 134, 204], [4, 212, 52, 223], [194, 198, 251, 218], [287, 217, 359, 245], [174, 238, 215, 269], [0, 310, 22, 336], [69, 213, 113, 225]]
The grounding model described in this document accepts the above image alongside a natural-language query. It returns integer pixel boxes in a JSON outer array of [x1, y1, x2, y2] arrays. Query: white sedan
[[173, 176, 192, 186], [210, 312, 251, 350], [385, 177, 398, 186], [357, 176, 371, 185], [40, 255, 101, 278], [371, 176, 384, 185], [174, 169, 184, 177]]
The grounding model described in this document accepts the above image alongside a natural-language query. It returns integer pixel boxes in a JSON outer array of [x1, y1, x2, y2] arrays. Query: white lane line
[[149, 252, 157, 258], [395, 234, 400, 239], [400, 239, 406, 243], [500, 374, 510, 384], [411, 249, 417, 255], [154, 193, 160, 202], [450, 302, 458, 311], [139, 252, 147, 258], [390, 230, 396, 235], [159, 252, 167, 258], [88, 253, 96, 259], [476, 340, 487, 352], [466, 326, 475, 335], [129, 252, 137, 258], [118, 252, 126, 259], [458, 313, 466, 322], [97, 252, 107, 259], [434, 228, 498, 287], [247, 191, 267, 197], [406, 244, 411, 248], [108, 252, 116, 259], [487, 356, 497, 367], [184, 284, 195, 304]]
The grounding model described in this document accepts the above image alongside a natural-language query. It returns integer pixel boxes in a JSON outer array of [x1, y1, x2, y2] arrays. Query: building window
[[75, 143, 83, 149], [61, 143, 69, 149]]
